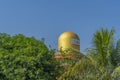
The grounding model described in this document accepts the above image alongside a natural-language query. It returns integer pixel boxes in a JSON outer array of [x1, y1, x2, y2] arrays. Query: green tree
[[111, 39, 120, 66], [0, 33, 58, 80], [92, 28, 114, 67]]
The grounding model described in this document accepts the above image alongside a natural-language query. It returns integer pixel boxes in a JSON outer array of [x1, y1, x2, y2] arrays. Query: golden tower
[[58, 31, 80, 53]]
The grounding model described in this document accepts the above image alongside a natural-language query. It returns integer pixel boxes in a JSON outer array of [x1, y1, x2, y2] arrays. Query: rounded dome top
[[58, 32, 79, 40], [58, 31, 80, 53]]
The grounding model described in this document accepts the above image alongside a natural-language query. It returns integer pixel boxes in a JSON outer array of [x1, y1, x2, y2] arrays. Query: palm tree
[[92, 28, 114, 67]]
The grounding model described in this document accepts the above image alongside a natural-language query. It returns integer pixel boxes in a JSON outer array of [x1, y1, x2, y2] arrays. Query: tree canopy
[[0, 33, 58, 80]]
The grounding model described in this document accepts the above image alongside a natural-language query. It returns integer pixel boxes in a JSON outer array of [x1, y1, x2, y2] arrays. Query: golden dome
[[58, 31, 80, 53]]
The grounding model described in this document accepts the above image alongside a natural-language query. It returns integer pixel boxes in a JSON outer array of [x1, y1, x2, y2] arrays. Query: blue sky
[[0, 0, 120, 53]]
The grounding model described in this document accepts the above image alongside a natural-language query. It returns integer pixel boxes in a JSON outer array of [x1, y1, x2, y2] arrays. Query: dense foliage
[[58, 28, 120, 80], [0, 33, 58, 80], [112, 39, 120, 66], [1, 28, 120, 80]]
